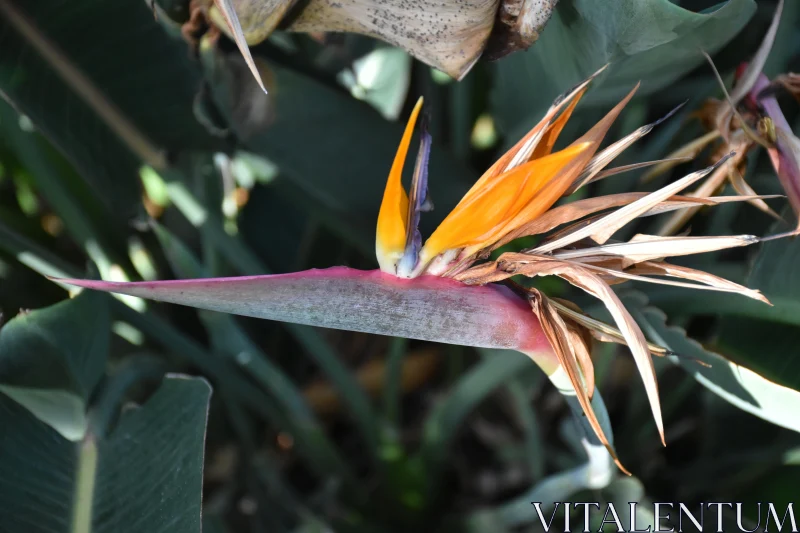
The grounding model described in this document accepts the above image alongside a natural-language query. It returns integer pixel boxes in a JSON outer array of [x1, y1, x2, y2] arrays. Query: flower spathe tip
[[50, 267, 555, 357]]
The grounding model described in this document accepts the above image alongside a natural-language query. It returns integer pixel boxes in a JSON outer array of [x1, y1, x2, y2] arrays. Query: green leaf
[[204, 52, 477, 235], [748, 222, 800, 302], [623, 291, 800, 434], [0, 0, 221, 214], [717, 319, 800, 392], [0, 289, 109, 440], [0, 219, 306, 457], [644, 286, 800, 328], [717, 218, 800, 391], [0, 100, 136, 280], [338, 47, 413, 121], [0, 376, 211, 533], [647, 220, 800, 391], [491, 0, 756, 137]]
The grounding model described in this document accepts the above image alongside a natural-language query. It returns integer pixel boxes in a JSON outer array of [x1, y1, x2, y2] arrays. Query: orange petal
[[455, 71, 601, 210], [419, 143, 590, 265], [530, 87, 587, 160], [376, 97, 424, 273], [488, 84, 640, 252]]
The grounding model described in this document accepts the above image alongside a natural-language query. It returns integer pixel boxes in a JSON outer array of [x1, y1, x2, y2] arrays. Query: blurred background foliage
[[0, 0, 798, 531]]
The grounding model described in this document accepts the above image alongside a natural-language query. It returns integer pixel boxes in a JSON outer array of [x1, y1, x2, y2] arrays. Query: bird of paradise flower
[[56, 67, 773, 474]]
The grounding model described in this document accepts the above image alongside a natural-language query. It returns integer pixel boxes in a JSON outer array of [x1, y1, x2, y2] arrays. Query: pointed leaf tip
[[213, 0, 268, 94]]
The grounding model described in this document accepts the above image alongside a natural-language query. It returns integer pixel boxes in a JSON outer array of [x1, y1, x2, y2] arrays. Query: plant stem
[[71, 432, 98, 533]]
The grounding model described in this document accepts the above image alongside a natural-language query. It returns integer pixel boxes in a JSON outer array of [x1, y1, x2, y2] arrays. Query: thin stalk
[[71, 432, 98, 533], [382, 337, 410, 424], [0, 0, 167, 169]]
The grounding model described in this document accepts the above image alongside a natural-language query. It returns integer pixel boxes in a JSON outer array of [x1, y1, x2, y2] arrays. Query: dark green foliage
[[0, 0, 798, 531]]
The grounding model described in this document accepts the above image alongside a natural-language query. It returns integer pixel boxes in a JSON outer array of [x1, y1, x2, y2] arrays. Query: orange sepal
[[376, 97, 424, 272]]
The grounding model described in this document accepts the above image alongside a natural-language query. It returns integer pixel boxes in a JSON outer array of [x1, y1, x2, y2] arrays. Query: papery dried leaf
[[453, 261, 511, 285], [641, 131, 721, 183], [727, 161, 782, 220], [212, 0, 268, 93], [493, 193, 651, 250], [535, 156, 733, 253], [644, 195, 779, 216], [529, 290, 625, 470], [629, 261, 769, 304], [553, 233, 758, 264], [571, 257, 768, 303], [566, 322, 595, 399], [567, 104, 685, 195], [591, 157, 694, 183], [657, 148, 748, 235], [494, 192, 771, 251], [497, 256, 664, 444], [549, 299, 670, 357]]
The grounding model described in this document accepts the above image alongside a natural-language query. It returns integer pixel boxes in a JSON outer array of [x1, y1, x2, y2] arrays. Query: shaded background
[[0, 0, 798, 531]]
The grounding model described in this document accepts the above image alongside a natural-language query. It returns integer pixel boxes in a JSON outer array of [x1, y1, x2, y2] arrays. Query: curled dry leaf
[[641, 130, 722, 183], [528, 289, 627, 471], [629, 261, 769, 304], [492, 192, 772, 251], [210, 0, 269, 93], [201, 0, 560, 80], [484, 0, 559, 60], [552, 233, 759, 263], [525, 258, 664, 444], [536, 155, 734, 253], [548, 298, 670, 358]]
